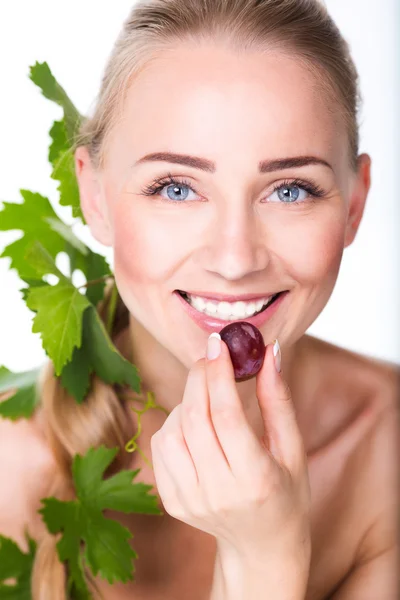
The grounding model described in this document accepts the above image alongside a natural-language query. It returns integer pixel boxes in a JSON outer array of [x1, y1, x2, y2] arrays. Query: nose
[[194, 202, 271, 281]]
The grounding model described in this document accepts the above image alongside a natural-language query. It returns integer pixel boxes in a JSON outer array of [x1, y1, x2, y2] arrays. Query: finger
[[256, 340, 306, 473], [205, 333, 266, 480], [150, 431, 182, 515], [180, 360, 234, 490], [151, 406, 198, 514]]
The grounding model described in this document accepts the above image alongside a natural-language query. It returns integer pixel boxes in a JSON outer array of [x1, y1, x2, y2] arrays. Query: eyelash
[[140, 171, 326, 207]]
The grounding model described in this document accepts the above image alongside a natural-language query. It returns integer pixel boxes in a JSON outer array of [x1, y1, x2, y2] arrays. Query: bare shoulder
[[306, 335, 398, 436], [311, 336, 399, 557], [308, 334, 399, 401], [0, 391, 57, 550], [351, 359, 400, 563]]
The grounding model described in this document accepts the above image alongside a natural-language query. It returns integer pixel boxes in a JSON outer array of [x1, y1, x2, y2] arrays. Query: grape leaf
[[21, 242, 136, 401], [22, 241, 91, 375], [19, 279, 49, 305], [0, 193, 110, 304], [40, 446, 162, 594], [45, 216, 111, 305], [0, 366, 41, 421], [0, 533, 36, 599], [45, 217, 88, 255], [27, 282, 91, 376], [60, 341, 92, 403], [48, 117, 84, 221], [72, 249, 111, 306], [44, 216, 111, 304], [29, 62, 82, 142], [52, 142, 83, 221], [60, 305, 141, 403], [0, 190, 69, 279], [49, 119, 70, 164], [30, 62, 85, 222]]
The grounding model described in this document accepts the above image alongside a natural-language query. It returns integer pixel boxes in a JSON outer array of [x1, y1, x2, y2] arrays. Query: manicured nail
[[273, 339, 281, 373], [207, 332, 221, 360]]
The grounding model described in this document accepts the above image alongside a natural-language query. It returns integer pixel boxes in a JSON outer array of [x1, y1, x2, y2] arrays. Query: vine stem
[[124, 391, 171, 470], [79, 274, 114, 289], [106, 280, 119, 335]]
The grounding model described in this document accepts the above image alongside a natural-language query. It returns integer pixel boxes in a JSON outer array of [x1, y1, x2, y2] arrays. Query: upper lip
[[177, 290, 284, 303]]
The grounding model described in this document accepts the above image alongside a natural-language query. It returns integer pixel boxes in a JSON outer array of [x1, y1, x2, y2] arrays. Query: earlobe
[[74, 146, 113, 247], [344, 153, 371, 248]]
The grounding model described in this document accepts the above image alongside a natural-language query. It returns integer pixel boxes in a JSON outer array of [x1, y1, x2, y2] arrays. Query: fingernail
[[207, 332, 221, 360], [273, 339, 281, 373]]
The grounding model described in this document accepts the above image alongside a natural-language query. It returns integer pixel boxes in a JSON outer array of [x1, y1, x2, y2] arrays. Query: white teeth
[[245, 302, 256, 317], [186, 293, 275, 320], [255, 299, 265, 312], [193, 296, 207, 311], [232, 301, 247, 318], [205, 301, 218, 314], [217, 301, 232, 317]]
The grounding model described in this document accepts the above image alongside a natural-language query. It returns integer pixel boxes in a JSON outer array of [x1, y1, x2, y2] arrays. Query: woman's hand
[[150, 335, 312, 569]]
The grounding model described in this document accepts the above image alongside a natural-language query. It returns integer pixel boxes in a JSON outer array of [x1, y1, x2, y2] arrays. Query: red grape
[[219, 322, 266, 382]]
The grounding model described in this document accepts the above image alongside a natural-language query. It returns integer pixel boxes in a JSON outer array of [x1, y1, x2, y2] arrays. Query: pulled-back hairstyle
[[32, 1, 362, 597]]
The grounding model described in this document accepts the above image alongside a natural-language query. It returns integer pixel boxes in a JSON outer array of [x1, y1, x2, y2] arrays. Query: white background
[[0, 0, 399, 372]]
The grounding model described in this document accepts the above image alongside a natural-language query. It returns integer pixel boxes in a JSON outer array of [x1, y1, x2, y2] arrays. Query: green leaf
[[59, 343, 92, 404], [96, 469, 159, 514], [22, 240, 91, 375], [40, 446, 162, 592], [85, 308, 140, 390], [24, 239, 65, 280], [29, 62, 82, 141], [49, 120, 70, 164], [83, 513, 135, 583], [48, 117, 85, 222], [71, 250, 111, 306], [0, 533, 36, 599], [0, 190, 68, 279], [72, 447, 161, 518], [45, 213, 112, 304], [29, 61, 85, 222], [45, 217, 88, 255], [42, 498, 90, 597], [0, 366, 41, 420], [20, 243, 119, 401], [26, 282, 91, 377], [60, 306, 141, 403], [0, 193, 107, 298], [51, 144, 84, 222], [72, 447, 119, 500], [19, 279, 49, 305]]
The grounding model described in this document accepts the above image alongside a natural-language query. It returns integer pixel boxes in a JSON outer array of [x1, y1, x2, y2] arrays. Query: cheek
[[111, 201, 181, 289], [275, 212, 346, 284]]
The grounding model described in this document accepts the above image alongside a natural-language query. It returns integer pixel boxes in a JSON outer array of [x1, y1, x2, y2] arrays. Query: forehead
[[112, 44, 346, 175]]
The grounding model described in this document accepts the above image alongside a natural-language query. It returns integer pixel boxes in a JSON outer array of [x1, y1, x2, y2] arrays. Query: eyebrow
[[133, 152, 333, 173]]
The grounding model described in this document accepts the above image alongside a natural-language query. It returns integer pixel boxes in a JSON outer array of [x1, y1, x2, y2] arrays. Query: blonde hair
[[32, 0, 362, 597]]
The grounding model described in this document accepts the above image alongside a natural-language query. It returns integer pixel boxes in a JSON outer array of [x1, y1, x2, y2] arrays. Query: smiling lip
[[174, 290, 288, 334], [177, 290, 282, 303]]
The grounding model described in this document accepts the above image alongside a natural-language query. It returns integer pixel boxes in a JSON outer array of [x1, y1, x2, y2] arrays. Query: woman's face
[[77, 43, 370, 367]]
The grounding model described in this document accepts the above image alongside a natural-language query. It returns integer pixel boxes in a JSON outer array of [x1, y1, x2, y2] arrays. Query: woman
[[0, 0, 398, 598]]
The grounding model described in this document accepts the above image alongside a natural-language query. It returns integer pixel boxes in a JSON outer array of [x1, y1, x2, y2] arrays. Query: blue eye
[[268, 182, 309, 204], [141, 174, 199, 202], [141, 173, 325, 206]]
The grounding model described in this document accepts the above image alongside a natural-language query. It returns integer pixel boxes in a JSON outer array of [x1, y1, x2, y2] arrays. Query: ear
[[75, 146, 113, 247], [344, 153, 371, 248]]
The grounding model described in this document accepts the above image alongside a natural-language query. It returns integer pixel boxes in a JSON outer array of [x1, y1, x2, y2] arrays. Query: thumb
[[256, 340, 305, 473]]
